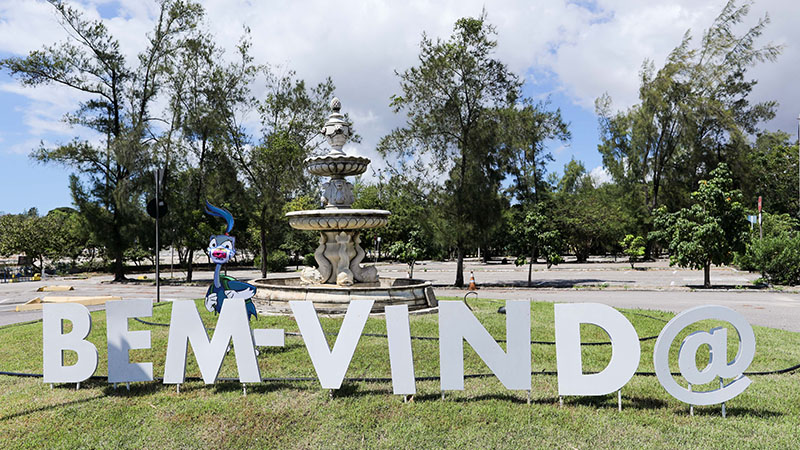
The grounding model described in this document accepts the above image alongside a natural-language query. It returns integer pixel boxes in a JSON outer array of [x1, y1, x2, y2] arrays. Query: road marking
[[0, 298, 13, 304]]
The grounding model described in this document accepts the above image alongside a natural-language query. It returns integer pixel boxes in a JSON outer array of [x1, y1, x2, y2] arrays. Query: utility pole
[[797, 114, 800, 219]]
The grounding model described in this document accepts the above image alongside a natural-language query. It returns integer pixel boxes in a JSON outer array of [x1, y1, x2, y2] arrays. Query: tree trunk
[[455, 245, 465, 287], [113, 247, 125, 281], [259, 206, 268, 279], [704, 263, 711, 288], [527, 245, 534, 287], [186, 248, 194, 282]]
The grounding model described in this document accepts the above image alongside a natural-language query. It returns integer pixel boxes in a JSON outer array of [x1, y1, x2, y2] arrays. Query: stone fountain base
[[251, 275, 437, 314]]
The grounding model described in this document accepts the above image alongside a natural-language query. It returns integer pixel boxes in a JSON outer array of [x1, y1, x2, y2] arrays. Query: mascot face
[[208, 235, 236, 264]]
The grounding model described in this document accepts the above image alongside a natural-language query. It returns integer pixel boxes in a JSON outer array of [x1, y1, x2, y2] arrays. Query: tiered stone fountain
[[252, 98, 436, 314]]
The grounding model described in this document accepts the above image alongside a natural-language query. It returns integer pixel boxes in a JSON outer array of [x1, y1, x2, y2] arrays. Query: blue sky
[[1, 0, 798, 215]]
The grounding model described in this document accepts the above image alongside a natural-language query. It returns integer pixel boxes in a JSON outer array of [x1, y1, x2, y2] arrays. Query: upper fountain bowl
[[306, 153, 371, 177]]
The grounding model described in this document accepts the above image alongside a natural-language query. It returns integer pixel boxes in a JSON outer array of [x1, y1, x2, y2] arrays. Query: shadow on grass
[[330, 383, 391, 398], [103, 381, 164, 397], [1, 393, 103, 421], [690, 405, 783, 418], [565, 394, 669, 410]]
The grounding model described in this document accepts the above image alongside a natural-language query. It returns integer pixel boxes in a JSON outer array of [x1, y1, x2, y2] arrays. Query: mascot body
[[204, 201, 257, 320]]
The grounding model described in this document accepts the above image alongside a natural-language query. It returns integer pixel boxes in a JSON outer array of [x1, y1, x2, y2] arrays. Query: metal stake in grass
[[176, 384, 180, 394], [617, 389, 622, 412], [720, 378, 726, 418], [527, 390, 531, 405], [689, 384, 693, 417], [559, 396, 563, 407], [126, 382, 130, 391], [243, 384, 247, 397], [76, 382, 80, 390]]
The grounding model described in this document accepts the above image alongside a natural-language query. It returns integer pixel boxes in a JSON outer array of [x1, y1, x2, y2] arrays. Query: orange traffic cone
[[468, 271, 477, 291]]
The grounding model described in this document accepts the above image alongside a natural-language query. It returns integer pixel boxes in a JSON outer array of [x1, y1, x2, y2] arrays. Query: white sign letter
[[164, 299, 266, 384], [386, 304, 415, 395], [43, 303, 98, 383], [290, 300, 373, 389], [554, 303, 640, 396], [107, 299, 153, 383], [653, 305, 755, 405], [439, 300, 531, 391]]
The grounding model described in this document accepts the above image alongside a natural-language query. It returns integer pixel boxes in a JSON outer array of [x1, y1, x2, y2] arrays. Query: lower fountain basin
[[286, 209, 390, 231], [252, 275, 437, 314]]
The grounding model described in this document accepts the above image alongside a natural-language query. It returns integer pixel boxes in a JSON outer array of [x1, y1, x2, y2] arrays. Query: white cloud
[[0, 0, 798, 168], [590, 164, 611, 186]]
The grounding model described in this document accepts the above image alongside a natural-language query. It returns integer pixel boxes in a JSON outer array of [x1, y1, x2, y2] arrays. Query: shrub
[[254, 250, 290, 273], [747, 233, 800, 285], [303, 252, 316, 268], [620, 234, 646, 269]]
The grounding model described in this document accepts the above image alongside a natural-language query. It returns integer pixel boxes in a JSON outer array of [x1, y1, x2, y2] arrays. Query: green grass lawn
[[0, 297, 799, 449]]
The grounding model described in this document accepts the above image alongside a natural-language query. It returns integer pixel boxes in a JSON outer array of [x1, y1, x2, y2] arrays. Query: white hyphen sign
[[41, 299, 756, 406]]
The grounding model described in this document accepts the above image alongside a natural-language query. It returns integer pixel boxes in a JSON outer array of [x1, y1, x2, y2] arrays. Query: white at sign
[[653, 305, 755, 406]]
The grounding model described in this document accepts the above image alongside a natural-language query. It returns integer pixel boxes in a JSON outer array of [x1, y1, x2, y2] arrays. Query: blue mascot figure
[[204, 201, 258, 320]]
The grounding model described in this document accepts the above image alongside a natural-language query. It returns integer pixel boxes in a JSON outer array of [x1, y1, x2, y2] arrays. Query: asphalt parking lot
[[0, 258, 798, 332]]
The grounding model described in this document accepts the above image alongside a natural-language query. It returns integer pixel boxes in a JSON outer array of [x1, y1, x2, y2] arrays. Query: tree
[[380, 12, 521, 287], [162, 31, 253, 280], [229, 70, 335, 278], [653, 163, 747, 288], [509, 203, 562, 285], [0, 0, 203, 281], [501, 99, 570, 205], [740, 131, 799, 216], [389, 231, 422, 279], [597, 0, 780, 250], [620, 235, 646, 269]]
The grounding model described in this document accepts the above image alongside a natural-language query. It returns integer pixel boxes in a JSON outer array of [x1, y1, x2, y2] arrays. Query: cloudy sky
[[1, 0, 798, 214]]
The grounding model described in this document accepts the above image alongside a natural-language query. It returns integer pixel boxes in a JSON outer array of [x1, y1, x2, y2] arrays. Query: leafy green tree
[[162, 31, 253, 280], [501, 99, 570, 205], [620, 234, 646, 269], [0, 208, 88, 273], [282, 195, 319, 268], [380, 12, 520, 287], [0, 0, 203, 281], [550, 161, 630, 262], [653, 163, 748, 288], [597, 0, 780, 253], [389, 232, 422, 278], [740, 131, 799, 216], [509, 203, 562, 285], [229, 70, 335, 278]]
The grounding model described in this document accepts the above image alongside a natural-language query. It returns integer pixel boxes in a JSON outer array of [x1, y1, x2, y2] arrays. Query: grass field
[[0, 297, 799, 449]]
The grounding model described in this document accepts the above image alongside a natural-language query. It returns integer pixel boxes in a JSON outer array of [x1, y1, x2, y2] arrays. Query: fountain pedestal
[[252, 98, 436, 314]]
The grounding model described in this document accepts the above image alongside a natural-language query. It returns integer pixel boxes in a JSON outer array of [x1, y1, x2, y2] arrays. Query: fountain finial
[[321, 97, 350, 154]]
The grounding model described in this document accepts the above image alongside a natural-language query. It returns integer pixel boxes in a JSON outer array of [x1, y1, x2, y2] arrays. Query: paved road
[[1, 260, 798, 332], [435, 288, 800, 332]]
